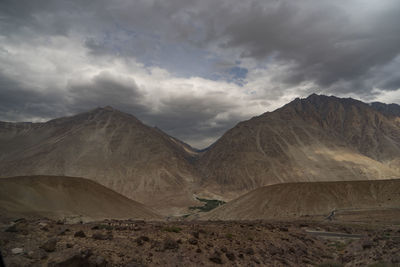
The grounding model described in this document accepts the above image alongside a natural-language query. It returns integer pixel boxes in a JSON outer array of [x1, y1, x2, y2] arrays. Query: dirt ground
[[1, 217, 400, 266]]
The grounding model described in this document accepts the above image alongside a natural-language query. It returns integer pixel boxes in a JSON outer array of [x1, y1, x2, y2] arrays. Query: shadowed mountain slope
[[201, 179, 400, 220], [0, 175, 162, 221], [197, 94, 400, 199]]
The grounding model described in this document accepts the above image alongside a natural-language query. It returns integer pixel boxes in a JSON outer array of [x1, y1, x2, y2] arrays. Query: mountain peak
[[103, 105, 115, 111]]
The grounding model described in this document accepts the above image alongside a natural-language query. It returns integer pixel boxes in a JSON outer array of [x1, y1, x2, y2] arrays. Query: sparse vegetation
[[163, 226, 182, 233], [328, 241, 346, 251], [189, 197, 226, 212], [318, 262, 343, 267], [368, 262, 393, 267]]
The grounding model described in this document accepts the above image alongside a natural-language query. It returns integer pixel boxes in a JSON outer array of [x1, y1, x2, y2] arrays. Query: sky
[[1, 0, 400, 148]]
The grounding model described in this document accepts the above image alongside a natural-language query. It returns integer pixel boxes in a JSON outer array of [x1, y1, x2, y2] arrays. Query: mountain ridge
[[197, 94, 400, 199], [0, 106, 202, 215]]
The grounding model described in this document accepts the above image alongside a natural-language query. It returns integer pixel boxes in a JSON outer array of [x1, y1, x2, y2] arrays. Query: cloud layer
[[1, 0, 400, 148]]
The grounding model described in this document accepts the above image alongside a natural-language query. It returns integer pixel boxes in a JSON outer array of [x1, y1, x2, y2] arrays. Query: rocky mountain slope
[[197, 94, 400, 199], [0, 175, 161, 221], [0, 107, 201, 215], [201, 179, 400, 221]]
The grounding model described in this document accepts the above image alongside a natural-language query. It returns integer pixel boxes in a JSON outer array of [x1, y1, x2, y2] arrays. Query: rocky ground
[[1, 218, 399, 266]]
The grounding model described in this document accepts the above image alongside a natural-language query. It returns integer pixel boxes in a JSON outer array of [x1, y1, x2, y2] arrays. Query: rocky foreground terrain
[[1, 218, 400, 266]]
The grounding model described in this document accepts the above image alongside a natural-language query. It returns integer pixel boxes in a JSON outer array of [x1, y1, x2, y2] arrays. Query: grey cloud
[[141, 94, 245, 148], [0, 73, 66, 121], [215, 1, 400, 93], [66, 72, 150, 117]]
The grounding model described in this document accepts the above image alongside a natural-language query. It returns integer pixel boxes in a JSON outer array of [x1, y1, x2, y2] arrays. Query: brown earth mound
[[201, 179, 400, 221], [0, 175, 162, 221]]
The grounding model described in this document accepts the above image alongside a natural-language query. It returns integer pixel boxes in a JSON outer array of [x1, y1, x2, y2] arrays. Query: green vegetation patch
[[189, 197, 226, 212], [318, 262, 343, 267], [163, 226, 182, 233]]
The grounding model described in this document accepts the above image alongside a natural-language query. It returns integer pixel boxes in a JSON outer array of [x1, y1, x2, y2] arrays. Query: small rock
[[139, 236, 150, 242], [11, 248, 24, 255], [209, 252, 223, 264], [196, 248, 202, 253], [245, 247, 255, 255], [89, 255, 107, 267], [136, 238, 144, 246], [192, 231, 199, 239], [66, 243, 73, 248], [188, 238, 198, 245], [80, 248, 92, 258], [47, 249, 88, 266], [27, 249, 47, 260], [220, 246, 227, 253], [362, 240, 374, 250], [74, 230, 86, 238], [5, 224, 17, 233], [41, 238, 58, 252], [14, 218, 27, 223], [279, 227, 289, 232], [92, 232, 113, 240], [226, 252, 235, 261], [38, 222, 48, 227], [136, 236, 150, 246], [392, 254, 400, 264], [163, 238, 179, 250], [58, 229, 67, 236]]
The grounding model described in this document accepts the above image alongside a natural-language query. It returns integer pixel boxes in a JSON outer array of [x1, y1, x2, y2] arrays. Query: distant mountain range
[[1, 94, 400, 216]]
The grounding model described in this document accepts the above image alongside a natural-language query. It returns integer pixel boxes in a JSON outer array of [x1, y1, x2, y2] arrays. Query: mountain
[[197, 94, 400, 199], [0, 175, 161, 221], [200, 179, 400, 221], [0, 107, 201, 215], [370, 101, 400, 117]]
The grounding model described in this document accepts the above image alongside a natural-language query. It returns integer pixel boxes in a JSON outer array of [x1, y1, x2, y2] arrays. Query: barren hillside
[[201, 179, 400, 220], [0, 175, 161, 221]]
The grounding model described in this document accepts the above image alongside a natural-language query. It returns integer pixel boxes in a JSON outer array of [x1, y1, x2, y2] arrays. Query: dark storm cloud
[[66, 71, 148, 115], [141, 93, 245, 146], [213, 1, 400, 94], [0, 73, 65, 121]]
